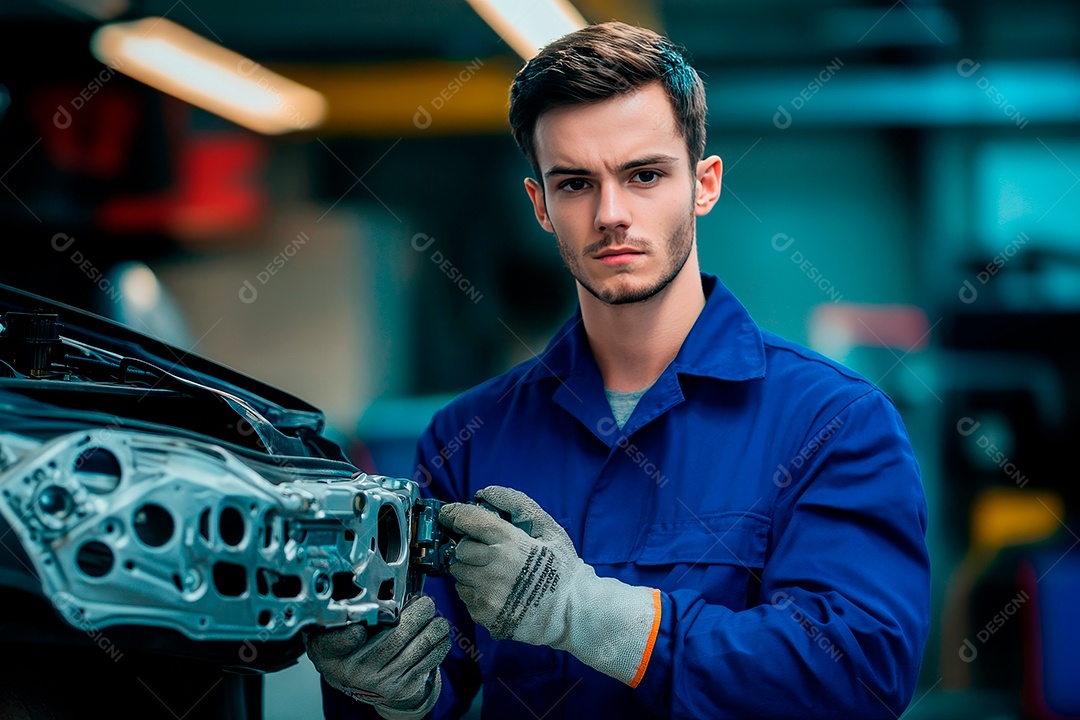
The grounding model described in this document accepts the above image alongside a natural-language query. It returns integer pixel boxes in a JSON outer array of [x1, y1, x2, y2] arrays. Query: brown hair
[[508, 21, 707, 177]]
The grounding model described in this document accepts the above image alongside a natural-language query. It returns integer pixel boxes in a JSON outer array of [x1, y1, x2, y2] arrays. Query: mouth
[[593, 246, 646, 265]]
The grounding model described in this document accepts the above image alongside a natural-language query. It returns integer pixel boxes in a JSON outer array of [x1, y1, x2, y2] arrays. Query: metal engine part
[[0, 426, 423, 643], [0, 285, 456, 679]]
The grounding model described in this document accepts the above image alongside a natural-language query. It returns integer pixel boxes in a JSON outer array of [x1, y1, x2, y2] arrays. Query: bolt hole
[[133, 504, 174, 547], [219, 506, 246, 547]]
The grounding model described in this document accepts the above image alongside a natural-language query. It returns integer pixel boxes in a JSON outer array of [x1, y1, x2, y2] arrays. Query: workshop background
[[2, 0, 1078, 718]]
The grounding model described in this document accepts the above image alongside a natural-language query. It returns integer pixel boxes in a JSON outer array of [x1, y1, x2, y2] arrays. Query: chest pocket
[[635, 512, 770, 610]]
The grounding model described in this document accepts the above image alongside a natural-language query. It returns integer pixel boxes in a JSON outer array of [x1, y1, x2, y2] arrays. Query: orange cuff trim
[[628, 588, 663, 688]]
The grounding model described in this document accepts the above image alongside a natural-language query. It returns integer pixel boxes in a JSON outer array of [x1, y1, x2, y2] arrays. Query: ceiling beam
[[275, 58, 519, 136]]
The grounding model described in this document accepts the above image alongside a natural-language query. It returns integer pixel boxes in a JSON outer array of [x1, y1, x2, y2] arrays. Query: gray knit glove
[[304, 595, 450, 719], [439, 485, 661, 686]]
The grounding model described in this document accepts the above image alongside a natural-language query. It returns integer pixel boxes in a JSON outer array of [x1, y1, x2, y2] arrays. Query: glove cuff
[[374, 671, 441, 720], [557, 571, 662, 687]]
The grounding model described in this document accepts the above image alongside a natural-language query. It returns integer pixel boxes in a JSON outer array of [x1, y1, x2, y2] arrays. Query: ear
[[693, 155, 723, 216], [524, 177, 554, 233]]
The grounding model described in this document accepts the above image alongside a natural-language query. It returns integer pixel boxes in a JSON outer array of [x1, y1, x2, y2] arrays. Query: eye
[[558, 178, 590, 192], [632, 170, 661, 184]]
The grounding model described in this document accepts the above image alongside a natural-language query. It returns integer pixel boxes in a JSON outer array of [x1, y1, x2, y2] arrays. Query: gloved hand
[[439, 485, 661, 687], [304, 595, 451, 720]]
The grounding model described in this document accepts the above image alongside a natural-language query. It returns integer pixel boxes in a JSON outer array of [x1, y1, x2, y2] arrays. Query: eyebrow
[[543, 154, 680, 178]]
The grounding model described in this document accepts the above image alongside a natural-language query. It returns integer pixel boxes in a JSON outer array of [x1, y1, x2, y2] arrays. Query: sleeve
[[319, 410, 483, 720], [414, 411, 484, 719], [632, 391, 932, 720]]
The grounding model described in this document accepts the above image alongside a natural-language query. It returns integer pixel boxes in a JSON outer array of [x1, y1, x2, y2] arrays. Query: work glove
[[439, 485, 661, 687], [304, 595, 451, 719]]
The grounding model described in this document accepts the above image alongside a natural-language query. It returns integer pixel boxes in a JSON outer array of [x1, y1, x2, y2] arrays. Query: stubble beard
[[556, 207, 697, 306]]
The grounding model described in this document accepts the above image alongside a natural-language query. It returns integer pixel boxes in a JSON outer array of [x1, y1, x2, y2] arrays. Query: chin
[[589, 275, 668, 306]]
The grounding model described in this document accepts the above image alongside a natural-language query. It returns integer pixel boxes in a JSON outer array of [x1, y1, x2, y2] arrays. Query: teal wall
[[699, 129, 919, 348]]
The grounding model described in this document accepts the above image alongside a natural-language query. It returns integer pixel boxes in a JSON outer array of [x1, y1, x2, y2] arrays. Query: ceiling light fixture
[[464, 0, 586, 60], [90, 17, 326, 135]]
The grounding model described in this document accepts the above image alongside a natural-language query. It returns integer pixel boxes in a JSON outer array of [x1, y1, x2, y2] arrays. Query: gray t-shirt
[[604, 384, 653, 429]]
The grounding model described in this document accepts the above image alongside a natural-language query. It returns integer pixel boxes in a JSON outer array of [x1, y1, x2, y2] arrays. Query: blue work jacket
[[324, 273, 931, 719]]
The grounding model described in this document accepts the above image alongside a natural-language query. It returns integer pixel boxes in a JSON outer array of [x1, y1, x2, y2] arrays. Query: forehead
[[532, 82, 687, 172]]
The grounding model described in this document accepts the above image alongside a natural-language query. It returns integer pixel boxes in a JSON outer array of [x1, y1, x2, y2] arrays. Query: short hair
[[508, 21, 707, 178]]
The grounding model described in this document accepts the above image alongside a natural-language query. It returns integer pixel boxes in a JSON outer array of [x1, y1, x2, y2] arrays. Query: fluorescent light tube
[[91, 17, 326, 135], [464, 0, 586, 60]]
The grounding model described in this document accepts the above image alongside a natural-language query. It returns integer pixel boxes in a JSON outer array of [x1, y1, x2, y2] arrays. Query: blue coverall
[[325, 272, 931, 719]]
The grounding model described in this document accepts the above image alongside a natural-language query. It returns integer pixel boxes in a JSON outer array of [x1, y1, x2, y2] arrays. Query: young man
[[310, 21, 931, 719]]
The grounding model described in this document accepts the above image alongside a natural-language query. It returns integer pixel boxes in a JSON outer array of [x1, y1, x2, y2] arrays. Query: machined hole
[[255, 568, 301, 598], [133, 503, 174, 547], [330, 572, 361, 601], [262, 512, 276, 549], [219, 506, 245, 547], [378, 578, 395, 600], [213, 562, 247, 597], [198, 508, 211, 542], [377, 505, 402, 564], [76, 541, 113, 577], [73, 447, 121, 494], [271, 574, 302, 598]]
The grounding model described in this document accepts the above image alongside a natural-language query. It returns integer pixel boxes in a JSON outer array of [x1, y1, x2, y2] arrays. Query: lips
[[594, 246, 644, 259]]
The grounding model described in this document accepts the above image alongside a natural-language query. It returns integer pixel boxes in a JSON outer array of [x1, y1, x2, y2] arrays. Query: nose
[[594, 182, 632, 233]]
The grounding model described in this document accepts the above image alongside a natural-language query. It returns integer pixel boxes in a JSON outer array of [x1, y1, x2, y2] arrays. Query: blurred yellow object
[[971, 487, 1064, 552], [940, 486, 1066, 689], [575, 0, 664, 32], [278, 59, 517, 136]]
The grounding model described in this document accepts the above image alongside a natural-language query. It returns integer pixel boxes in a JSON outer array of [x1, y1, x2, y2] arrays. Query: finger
[[405, 594, 438, 617], [388, 617, 451, 677], [447, 561, 488, 589], [353, 596, 437, 671], [303, 622, 368, 659], [472, 485, 536, 514], [388, 657, 446, 709], [455, 583, 479, 609], [452, 584, 497, 631], [378, 613, 449, 686], [451, 537, 499, 567], [438, 502, 517, 544], [474, 485, 557, 539]]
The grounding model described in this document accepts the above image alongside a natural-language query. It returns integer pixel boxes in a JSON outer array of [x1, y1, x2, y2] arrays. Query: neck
[[580, 258, 706, 392]]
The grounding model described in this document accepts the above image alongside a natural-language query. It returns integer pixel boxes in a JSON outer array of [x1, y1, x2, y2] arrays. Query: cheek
[[661, 188, 697, 225], [545, 200, 587, 237]]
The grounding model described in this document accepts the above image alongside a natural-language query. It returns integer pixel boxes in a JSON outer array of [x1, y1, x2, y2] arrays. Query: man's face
[[524, 82, 714, 306]]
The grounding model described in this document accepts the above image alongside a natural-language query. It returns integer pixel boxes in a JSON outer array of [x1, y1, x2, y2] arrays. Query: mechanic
[[309, 20, 931, 719]]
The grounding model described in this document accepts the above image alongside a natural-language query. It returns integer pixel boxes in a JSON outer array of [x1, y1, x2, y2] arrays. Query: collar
[[525, 273, 766, 384]]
